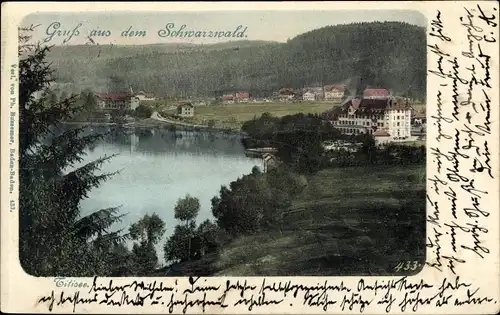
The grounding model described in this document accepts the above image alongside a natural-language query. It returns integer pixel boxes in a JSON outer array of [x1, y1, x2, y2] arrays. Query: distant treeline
[[46, 22, 426, 99]]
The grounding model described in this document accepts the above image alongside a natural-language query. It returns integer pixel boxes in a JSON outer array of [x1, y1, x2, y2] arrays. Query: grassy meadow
[[145, 100, 425, 130], [163, 164, 426, 276], [194, 102, 337, 121], [153, 101, 338, 129]]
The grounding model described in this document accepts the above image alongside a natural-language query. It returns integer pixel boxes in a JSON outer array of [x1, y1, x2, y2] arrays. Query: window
[[397, 122, 400, 126]]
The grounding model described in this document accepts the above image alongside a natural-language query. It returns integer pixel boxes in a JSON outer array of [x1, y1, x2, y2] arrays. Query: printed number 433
[[394, 261, 421, 272]]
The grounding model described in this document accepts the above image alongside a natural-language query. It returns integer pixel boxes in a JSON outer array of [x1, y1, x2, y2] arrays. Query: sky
[[20, 10, 427, 46]]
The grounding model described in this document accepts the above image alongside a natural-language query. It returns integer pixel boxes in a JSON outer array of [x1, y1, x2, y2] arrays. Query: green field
[[151, 100, 425, 130], [158, 102, 338, 129], [195, 102, 337, 121], [163, 164, 426, 276]]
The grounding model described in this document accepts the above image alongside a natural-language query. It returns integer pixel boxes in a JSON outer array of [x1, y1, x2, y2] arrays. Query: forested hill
[[46, 21, 426, 99]]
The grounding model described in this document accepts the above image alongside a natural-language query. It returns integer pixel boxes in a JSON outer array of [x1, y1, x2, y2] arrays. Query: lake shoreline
[[63, 119, 247, 136], [75, 127, 261, 267]]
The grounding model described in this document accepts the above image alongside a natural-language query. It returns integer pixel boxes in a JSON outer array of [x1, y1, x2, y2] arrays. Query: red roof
[[95, 92, 134, 101], [235, 92, 249, 99], [363, 88, 390, 97], [223, 95, 234, 100], [324, 84, 345, 92]]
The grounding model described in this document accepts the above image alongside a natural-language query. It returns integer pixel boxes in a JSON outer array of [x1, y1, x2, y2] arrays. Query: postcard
[[1, 1, 499, 314]]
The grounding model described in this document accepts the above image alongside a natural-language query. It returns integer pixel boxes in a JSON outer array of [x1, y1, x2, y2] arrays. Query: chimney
[[129, 86, 134, 95]]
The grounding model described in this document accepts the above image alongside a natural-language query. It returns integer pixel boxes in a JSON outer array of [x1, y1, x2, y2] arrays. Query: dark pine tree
[[18, 27, 128, 276]]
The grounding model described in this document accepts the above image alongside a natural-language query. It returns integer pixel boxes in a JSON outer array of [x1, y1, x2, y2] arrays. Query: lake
[[74, 126, 260, 266]]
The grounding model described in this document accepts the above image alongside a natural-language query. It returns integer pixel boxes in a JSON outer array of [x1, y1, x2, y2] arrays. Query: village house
[[221, 91, 250, 103], [95, 92, 140, 111], [372, 129, 392, 145], [324, 84, 345, 101], [303, 87, 324, 101], [262, 153, 280, 173], [222, 94, 235, 104], [363, 88, 391, 99], [323, 97, 412, 144], [277, 88, 296, 102], [234, 91, 250, 103], [177, 103, 195, 117], [303, 90, 316, 101], [135, 91, 156, 101], [411, 111, 426, 125]]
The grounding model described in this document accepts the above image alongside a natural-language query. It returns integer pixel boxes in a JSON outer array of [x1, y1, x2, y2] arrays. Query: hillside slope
[[156, 164, 426, 276], [46, 22, 426, 99]]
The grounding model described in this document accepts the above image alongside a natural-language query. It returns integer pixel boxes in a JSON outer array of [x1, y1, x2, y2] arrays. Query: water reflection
[[86, 126, 248, 157], [74, 126, 260, 265]]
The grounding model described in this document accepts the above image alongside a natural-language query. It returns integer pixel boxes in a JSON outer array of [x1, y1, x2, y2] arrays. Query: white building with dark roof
[[177, 103, 194, 117], [303, 90, 316, 101], [324, 97, 412, 143]]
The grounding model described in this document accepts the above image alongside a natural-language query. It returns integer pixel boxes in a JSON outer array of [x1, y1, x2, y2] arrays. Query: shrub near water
[[211, 167, 308, 236], [133, 104, 154, 119]]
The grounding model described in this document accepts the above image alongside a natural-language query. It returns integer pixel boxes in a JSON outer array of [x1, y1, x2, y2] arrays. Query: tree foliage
[[129, 213, 166, 246], [18, 29, 127, 276], [164, 219, 221, 263], [174, 194, 200, 225], [241, 113, 341, 173], [133, 104, 154, 119], [164, 222, 196, 263], [131, 241, 159, 275], [164, 195, 222, 263], [165, 195, 201, 262], [211, 168, 308, 236], [127, 213, 166, 275]]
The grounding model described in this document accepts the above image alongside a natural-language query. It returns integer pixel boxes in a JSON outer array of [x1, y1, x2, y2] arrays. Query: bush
[[133, 104, 154, 119], [211, 168, 308, 236], [164, 219, 221, 263], [164, 223, 196, 263]]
